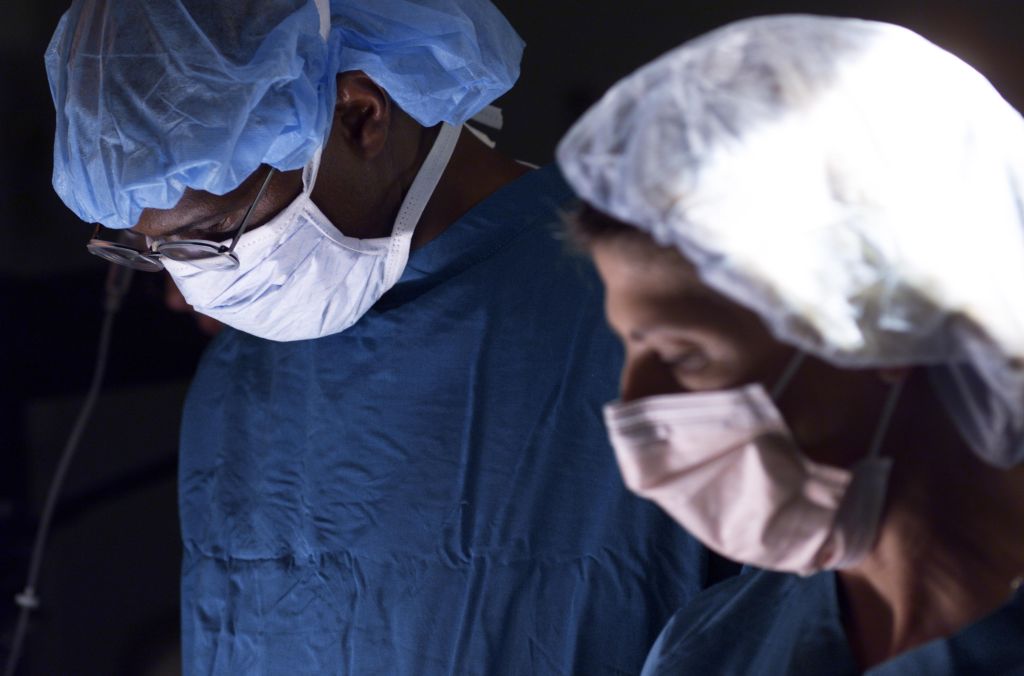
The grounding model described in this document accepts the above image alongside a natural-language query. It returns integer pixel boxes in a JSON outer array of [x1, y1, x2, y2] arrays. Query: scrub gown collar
[[834, 572, 1024, 675], [400, 164, 572, 283]]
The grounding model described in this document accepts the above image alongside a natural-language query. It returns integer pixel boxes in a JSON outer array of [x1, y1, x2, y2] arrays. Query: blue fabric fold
[[179, 165, 714, 674]]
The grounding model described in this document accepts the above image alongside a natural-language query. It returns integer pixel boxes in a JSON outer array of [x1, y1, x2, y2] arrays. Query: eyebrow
[[628, 326, 691, 342], [160, 210, 234, 239], [625, 304, 725, 343], [629, 329, 681, 342]]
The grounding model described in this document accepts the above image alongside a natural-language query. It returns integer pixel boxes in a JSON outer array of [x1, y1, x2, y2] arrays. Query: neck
[[309, 119, 528, 243], [838, 380, 1024, 668], [409, 127, 530, 250]]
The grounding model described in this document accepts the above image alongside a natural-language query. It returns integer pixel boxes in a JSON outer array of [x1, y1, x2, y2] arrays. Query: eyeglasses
[[86, 168, 276, 272]]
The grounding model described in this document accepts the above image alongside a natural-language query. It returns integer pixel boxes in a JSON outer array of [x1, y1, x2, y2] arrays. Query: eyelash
[[664, 348, 709, 375]]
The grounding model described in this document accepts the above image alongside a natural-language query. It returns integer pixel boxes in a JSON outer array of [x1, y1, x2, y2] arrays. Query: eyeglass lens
[[86, 241, 165, 272], [158, 241, 240, 270], [86, 167, 274, 272]]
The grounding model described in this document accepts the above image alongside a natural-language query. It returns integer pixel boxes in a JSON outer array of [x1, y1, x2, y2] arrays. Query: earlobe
[[334, 71, 390, 159]]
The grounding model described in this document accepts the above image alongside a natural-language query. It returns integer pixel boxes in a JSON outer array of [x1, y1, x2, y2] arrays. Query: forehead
[[132, 187, 238, 237], [591, 237, 745, 330], [131, 168, 267, 236], [592, 237, 703, 299]]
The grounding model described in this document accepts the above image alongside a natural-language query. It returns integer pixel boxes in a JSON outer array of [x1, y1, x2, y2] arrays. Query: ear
[[333, 71, 391, 160]]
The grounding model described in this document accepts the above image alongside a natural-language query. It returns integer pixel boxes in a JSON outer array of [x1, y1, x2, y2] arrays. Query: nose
[[620, 351, 686, 403]]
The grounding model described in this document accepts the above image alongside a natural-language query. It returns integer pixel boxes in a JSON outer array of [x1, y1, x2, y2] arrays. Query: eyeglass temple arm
[[89, 223, 155, 251], [225, 168, 276, 255]]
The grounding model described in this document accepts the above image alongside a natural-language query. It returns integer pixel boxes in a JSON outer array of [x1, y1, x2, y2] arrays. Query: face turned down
[[572, 205, 903, 470], [131, 72, 440, 246]]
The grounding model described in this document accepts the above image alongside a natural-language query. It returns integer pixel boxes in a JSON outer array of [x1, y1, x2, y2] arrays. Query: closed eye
[[664, 348, 710, 375]]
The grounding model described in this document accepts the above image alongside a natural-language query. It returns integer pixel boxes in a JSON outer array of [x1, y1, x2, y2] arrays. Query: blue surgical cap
[[46, 0, 524, 230]]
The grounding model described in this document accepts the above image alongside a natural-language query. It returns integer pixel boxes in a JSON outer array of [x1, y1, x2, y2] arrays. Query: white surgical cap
[[46, 0, 523, 230], [557, 15, 1024, 467]]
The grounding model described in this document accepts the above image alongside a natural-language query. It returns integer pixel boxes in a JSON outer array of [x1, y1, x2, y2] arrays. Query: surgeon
[[45, 1, 718, 673], [558, 15, 1024, 675]]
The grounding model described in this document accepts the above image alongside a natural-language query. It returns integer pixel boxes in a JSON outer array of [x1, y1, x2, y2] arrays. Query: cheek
[[783, 365, 887, 467]]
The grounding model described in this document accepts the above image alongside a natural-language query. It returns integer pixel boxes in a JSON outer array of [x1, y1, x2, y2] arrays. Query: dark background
[[2, 1, 1022, 674]]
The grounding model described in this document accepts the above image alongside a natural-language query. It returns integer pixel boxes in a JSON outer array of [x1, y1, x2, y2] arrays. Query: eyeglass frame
[[86, 167, 277, 272]]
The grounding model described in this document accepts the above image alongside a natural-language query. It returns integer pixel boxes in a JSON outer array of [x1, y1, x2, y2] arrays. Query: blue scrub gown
[[642, 568, 1024, 675], [178, 166, 714, 675]]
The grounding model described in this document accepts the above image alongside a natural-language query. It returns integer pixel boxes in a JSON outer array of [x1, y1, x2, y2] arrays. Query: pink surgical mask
[[603, 354, 903, 575]]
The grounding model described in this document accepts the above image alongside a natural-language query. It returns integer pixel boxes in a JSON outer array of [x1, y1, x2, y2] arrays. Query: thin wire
[[4, 268, 128, 676], [866, 376, 907, 459], [225, 167, 275, 255], [770, 351, 807, 401]]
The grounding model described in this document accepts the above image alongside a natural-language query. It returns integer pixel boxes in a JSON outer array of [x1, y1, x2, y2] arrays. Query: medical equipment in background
[[4, 261, 133, 676]]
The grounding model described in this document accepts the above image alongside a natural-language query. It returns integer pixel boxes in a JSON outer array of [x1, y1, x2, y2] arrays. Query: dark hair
[[563, 203, 640, 248], [563, 202, 681, 262]]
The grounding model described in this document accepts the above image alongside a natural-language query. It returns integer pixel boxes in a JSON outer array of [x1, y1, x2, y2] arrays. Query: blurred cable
[[4, 263, 133, 676]]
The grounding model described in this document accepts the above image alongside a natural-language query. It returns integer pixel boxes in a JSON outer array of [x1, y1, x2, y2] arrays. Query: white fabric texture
[[604, 384, 890, 575], [557, 15, 1024, 467], [165, 123, 461, 341]]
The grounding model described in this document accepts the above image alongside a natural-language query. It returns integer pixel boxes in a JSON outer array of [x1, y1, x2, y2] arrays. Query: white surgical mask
[[163, 122, 462, 341], [603, 354, 903, 575]]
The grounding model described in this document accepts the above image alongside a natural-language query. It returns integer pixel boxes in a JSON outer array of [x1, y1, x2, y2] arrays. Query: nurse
[[558, 15, 1024, 674], [46, 0, 716, 673]]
